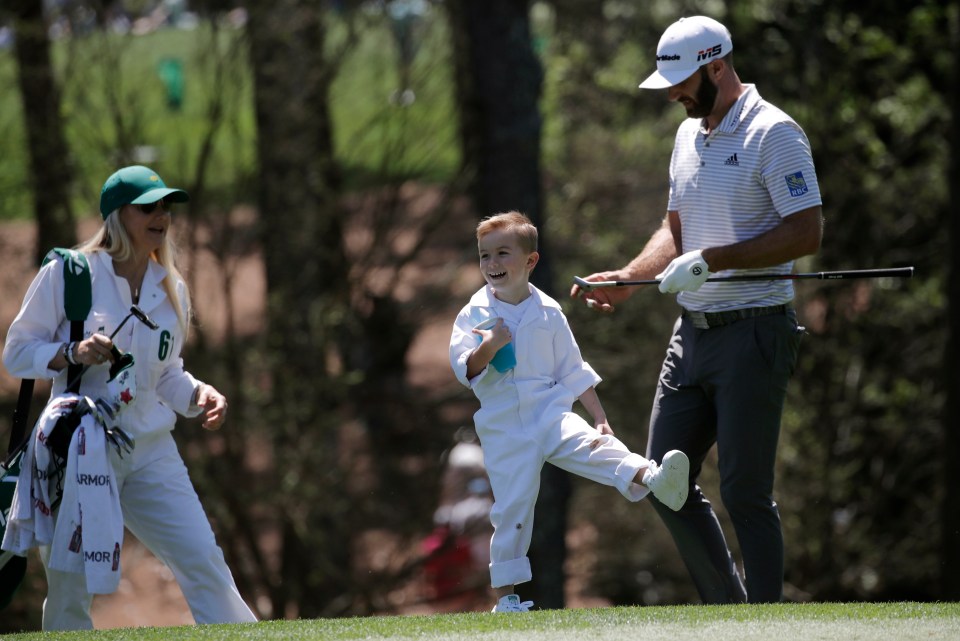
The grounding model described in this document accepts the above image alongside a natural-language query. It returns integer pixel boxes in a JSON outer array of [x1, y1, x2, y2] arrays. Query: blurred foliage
[[0, 5, 458, 223], [0, 0, 954, 629]]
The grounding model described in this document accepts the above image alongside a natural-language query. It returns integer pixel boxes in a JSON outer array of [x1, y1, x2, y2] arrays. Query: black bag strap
[[66, 319, 83, 394], [5, 249, 92, 462], [5, 380, 34, 461], [43, 248, 92, 322], [42, 249, 91, 394]]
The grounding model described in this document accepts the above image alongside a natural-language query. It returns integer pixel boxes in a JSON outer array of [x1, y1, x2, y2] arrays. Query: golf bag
[[1, 248, 91, 610]]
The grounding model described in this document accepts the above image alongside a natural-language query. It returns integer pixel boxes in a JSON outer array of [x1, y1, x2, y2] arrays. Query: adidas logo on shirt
[[724, 153, 739, 166]]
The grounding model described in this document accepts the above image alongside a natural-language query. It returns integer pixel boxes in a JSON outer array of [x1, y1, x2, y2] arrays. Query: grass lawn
[[2, 602, 958, 641]]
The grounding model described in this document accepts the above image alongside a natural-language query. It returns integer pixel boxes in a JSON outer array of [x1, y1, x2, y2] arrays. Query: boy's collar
[[471, 283, 560, 309]]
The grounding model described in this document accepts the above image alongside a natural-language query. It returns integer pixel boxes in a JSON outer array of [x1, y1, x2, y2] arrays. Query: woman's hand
[[194, 383, 228, 430], [75, 333, 116, 366]]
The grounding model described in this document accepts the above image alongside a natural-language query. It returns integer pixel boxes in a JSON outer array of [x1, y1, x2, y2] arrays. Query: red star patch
[[120, 388, 133, 404]]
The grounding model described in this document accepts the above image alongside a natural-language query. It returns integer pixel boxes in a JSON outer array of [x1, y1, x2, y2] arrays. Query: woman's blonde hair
[[76, 210, 191, 334]]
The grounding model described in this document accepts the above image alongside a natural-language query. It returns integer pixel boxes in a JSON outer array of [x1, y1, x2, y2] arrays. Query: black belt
[[682, 304, 791, 330]]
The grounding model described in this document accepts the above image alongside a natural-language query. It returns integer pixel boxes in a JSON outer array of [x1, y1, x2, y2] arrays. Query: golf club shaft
[[574, 267, 914, 290], [4, 306, 159, 466], [64, 306, 159, 391]]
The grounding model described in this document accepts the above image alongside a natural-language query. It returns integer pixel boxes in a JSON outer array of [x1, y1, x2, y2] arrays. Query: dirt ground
[[1, 188, 611, 627]]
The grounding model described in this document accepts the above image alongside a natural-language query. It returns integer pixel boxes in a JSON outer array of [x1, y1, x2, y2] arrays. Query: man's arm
[[621, 215, 682, 280], [571, 216, 679, 313], [655, 206, 822, 294], [701, 206, 823, 272]]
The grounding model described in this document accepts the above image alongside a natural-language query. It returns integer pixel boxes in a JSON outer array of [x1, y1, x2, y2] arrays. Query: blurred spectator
[[420, 429, 493, 608], [157, 57, 184, 111]]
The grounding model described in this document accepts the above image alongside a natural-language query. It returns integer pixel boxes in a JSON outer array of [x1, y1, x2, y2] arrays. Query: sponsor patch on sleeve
[[785, 171, 809, 197]]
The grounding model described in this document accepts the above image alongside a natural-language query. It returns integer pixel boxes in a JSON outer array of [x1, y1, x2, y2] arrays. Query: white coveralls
[[2, 250, 256, 630], [450, 284, 651, 588]]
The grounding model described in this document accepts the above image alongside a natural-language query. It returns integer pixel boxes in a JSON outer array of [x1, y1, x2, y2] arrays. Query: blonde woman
[[2, 166, 256, 630]]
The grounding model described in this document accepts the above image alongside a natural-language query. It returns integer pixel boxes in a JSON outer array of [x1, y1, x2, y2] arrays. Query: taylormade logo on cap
[[639, 16, 733, 90]]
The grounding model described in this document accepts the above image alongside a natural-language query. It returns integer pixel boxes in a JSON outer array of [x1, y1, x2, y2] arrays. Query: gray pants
[[645, 309, 803, 603]]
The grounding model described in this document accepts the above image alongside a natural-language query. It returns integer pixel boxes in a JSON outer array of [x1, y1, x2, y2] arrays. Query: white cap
[[639, 16, 733, 89], [448, 442, 484, 469]]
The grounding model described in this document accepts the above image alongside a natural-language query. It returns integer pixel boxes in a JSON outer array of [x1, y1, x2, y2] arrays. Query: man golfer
[[573, 15, 823, 603]]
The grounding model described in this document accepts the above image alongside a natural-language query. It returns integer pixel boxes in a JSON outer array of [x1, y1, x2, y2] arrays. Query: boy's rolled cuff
[[558, 363, 602, 399], [453, 347, 493, 388], [616, 452, 653, 502], [489, 556, 532, 589]]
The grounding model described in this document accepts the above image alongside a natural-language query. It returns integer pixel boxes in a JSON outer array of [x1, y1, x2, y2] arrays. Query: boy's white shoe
[[492, 594, 534, 612], [643, 450, 690, 511]]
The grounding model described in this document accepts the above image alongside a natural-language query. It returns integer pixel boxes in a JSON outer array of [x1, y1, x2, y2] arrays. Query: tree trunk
[[942, 0, 960, 601], [447, 0, 545, 226], [7, 0, 75, 261], [245, 0, 350, 618], [447, 0, 569, 609]]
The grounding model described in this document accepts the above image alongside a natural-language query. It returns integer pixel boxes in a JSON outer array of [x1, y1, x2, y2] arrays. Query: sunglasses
[[135, 198, 173, 214]]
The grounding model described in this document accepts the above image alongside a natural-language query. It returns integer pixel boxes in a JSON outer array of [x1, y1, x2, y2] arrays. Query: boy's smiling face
[[478, 228, 539, 304], [477, 229, 540, 305]]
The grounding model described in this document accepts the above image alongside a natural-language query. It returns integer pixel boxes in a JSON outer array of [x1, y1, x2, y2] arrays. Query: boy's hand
[[473, 317, 512, 351], [589, 420, 615, 450]]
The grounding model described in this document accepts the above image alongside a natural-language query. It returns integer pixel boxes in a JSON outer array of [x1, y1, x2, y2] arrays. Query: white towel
[[2, 394, 124, 594], [2, 394, 81, 553]]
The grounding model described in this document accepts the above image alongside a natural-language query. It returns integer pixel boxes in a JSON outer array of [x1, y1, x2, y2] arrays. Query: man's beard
[[685, 66, 718, 119]]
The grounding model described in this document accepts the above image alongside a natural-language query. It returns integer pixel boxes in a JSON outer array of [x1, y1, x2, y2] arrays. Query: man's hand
[[656, 249, 712, 293], [571, 271, 635, 313]]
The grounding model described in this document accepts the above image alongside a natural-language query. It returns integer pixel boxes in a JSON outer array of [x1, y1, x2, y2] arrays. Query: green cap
[[99, 165, 189, 219]]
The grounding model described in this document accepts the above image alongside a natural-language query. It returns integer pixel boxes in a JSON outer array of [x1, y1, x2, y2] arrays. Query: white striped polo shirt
[[667, 84, 822, 312]]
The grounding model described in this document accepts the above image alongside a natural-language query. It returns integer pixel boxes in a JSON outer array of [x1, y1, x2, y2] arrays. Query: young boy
[[449, 211, 690, 613]]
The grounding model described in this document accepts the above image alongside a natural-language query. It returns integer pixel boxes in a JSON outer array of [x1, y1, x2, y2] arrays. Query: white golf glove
[[657, 249, 712, 293]]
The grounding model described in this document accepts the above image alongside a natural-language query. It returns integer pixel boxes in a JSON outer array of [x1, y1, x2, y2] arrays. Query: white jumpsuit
[[450, 284, 651, 589], [3, 250, 256, 630]]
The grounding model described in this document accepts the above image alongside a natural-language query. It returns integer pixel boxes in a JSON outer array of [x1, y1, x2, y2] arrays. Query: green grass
[[3, 603, 958, 641]]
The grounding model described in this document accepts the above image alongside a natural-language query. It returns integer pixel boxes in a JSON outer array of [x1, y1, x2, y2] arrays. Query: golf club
[[65, 305, 159, 391], [118, 304, 160, 332], [573, 267, 914, 291], [3, 306, 159, 468]]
